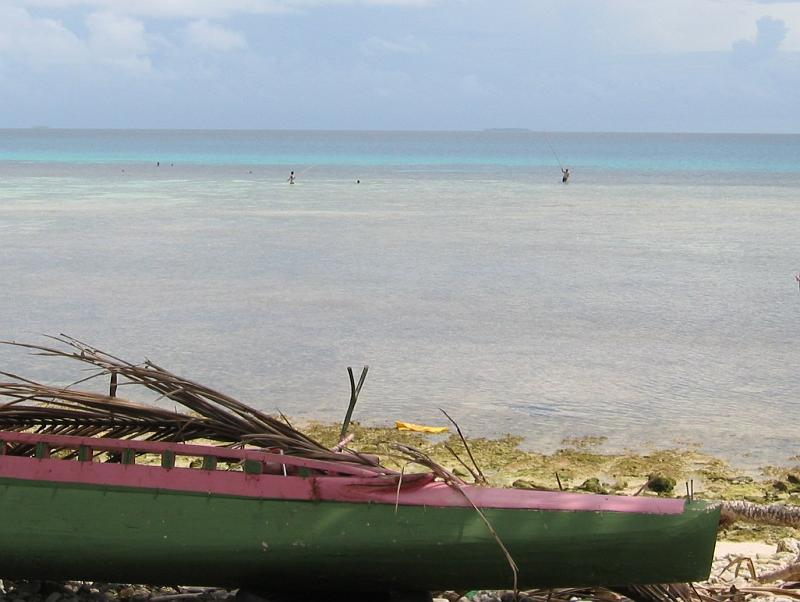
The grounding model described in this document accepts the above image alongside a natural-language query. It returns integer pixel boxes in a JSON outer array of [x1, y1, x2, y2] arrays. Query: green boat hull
[[0, 477, 719, 591]]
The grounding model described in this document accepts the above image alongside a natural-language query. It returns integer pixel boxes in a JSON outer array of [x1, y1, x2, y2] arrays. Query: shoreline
[[288, 411, 797, 474], [300, 421, 800, 551], [303, 421, 800, 505], [1, 423, 798, 601]]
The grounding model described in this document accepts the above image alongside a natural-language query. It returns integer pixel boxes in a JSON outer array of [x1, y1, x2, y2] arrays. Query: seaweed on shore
[[2, 335, 799, 514], [1, 337, 800, 601]]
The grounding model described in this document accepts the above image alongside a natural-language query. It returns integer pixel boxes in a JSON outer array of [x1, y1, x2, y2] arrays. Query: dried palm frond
[[610, 583, 698, 602], [0, 336, 727, 600], [0, 335, 380, 467], [489, 584, 721, 601]]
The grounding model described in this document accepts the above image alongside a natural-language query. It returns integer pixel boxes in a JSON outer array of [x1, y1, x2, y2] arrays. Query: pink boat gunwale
[[0, 430, 686, 515]]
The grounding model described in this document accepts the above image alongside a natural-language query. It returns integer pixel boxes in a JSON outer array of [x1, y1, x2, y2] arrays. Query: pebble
[[777, 537, 800, 555], [706, 545, 800, 601], [0, 583, 236, 602]]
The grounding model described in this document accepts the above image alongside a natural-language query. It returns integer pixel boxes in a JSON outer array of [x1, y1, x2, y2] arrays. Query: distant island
[[483, 128, 531, 132]]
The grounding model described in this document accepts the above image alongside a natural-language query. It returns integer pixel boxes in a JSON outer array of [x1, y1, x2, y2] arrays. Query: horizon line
[[2, 126, 799, 136]]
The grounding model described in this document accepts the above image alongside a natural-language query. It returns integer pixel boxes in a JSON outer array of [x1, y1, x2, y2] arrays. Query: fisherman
[[561, 168, 570, 184], [288, 171, 295, 184]]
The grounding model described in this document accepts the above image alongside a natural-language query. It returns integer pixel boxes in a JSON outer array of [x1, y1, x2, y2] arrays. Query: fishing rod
[[542, 132, 564, 171], [287, 165, 315, 184]]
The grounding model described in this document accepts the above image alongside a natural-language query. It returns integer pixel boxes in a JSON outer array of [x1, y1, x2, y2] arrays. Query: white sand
[[714, 541, 777, 559]]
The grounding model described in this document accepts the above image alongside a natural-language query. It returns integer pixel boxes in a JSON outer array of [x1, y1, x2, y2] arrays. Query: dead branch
[[756, 561, 800, 584], [444, 443, 484, 484], [720, 500, 800, 528], [339, 365, 368, 440], [440, 408, 487, 485]]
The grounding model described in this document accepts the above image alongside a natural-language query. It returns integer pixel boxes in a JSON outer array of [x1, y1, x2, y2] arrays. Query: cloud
[[86, 11, 152, 71], [360, 35, 428, 56], [184, 20, 247, 51], [0, 5, 157, 74], [359, 0, 438, 4], [0, 5, 85, 66], [732, 15, 789, 63], [21, 0, 286, 19], [20, 0, 440, 19], [3, 0, 800, 132], [458, 73, 496, 96]]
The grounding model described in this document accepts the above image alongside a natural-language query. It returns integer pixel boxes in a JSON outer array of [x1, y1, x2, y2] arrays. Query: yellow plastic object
[[395, 421, 449, 434]]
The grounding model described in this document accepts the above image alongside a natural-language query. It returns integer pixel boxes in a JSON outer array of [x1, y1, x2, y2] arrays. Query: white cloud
[[523, 0, 800, 54], [360, 35, 428, 56], [0, 5, 154, 72], [184, 20, 247, 51], [21, 0, 286, 19], [359, 0, 438, 4], [86, 11, 152, 71], [0, 5, 85, 66], [3, 0, 799, 131], [458, 73, 496, 96], [732, 15, 789, 62], [19, 0, 440, 19]]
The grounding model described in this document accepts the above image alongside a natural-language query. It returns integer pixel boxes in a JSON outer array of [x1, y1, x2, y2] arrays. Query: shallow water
[[1, 130, 799, 469]]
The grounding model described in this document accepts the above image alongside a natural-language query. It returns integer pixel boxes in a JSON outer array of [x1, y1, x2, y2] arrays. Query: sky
[[1, 0, 799, 132]]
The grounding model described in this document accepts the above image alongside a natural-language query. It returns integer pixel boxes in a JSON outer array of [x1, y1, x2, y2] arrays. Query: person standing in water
[[288, 171, 295, 184], [561, 168, 570, 183]]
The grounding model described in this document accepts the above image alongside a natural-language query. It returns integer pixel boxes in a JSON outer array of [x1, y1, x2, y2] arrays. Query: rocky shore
[[2, 343, 797, 602], [2, 425, 799, 602], [0, 583, 239, 602]]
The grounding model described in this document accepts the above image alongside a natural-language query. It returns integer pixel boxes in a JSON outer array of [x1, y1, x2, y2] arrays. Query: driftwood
[[720, 547, 800, 584], [713, 503, 800, 598], [757, 561, 800, 583], [734, 586, 800, 599], [712, 499, 800, 594], [720, 500, 800, 528]]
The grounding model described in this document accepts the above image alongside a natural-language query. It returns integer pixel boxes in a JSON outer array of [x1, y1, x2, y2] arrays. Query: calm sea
[[1, 129, 799, 469]]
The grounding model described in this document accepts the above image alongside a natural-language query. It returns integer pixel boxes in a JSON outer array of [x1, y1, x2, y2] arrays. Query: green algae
[[154, 419, 800, 545], [646, 475, 676, 494], [577, 477, 608, 494], [720, 523, 800, 544], [298, 420, 800, 543]]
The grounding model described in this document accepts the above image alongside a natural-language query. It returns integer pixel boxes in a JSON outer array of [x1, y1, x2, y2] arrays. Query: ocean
[[1, 129, 798, 468]]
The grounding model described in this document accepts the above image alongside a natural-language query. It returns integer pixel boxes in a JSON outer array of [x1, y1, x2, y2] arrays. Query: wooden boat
[[0, 429, 720, 592]]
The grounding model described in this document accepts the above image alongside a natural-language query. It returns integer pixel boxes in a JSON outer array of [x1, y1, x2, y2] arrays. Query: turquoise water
[[3, 129, 800, 174], [1, 130, 799, 468]]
